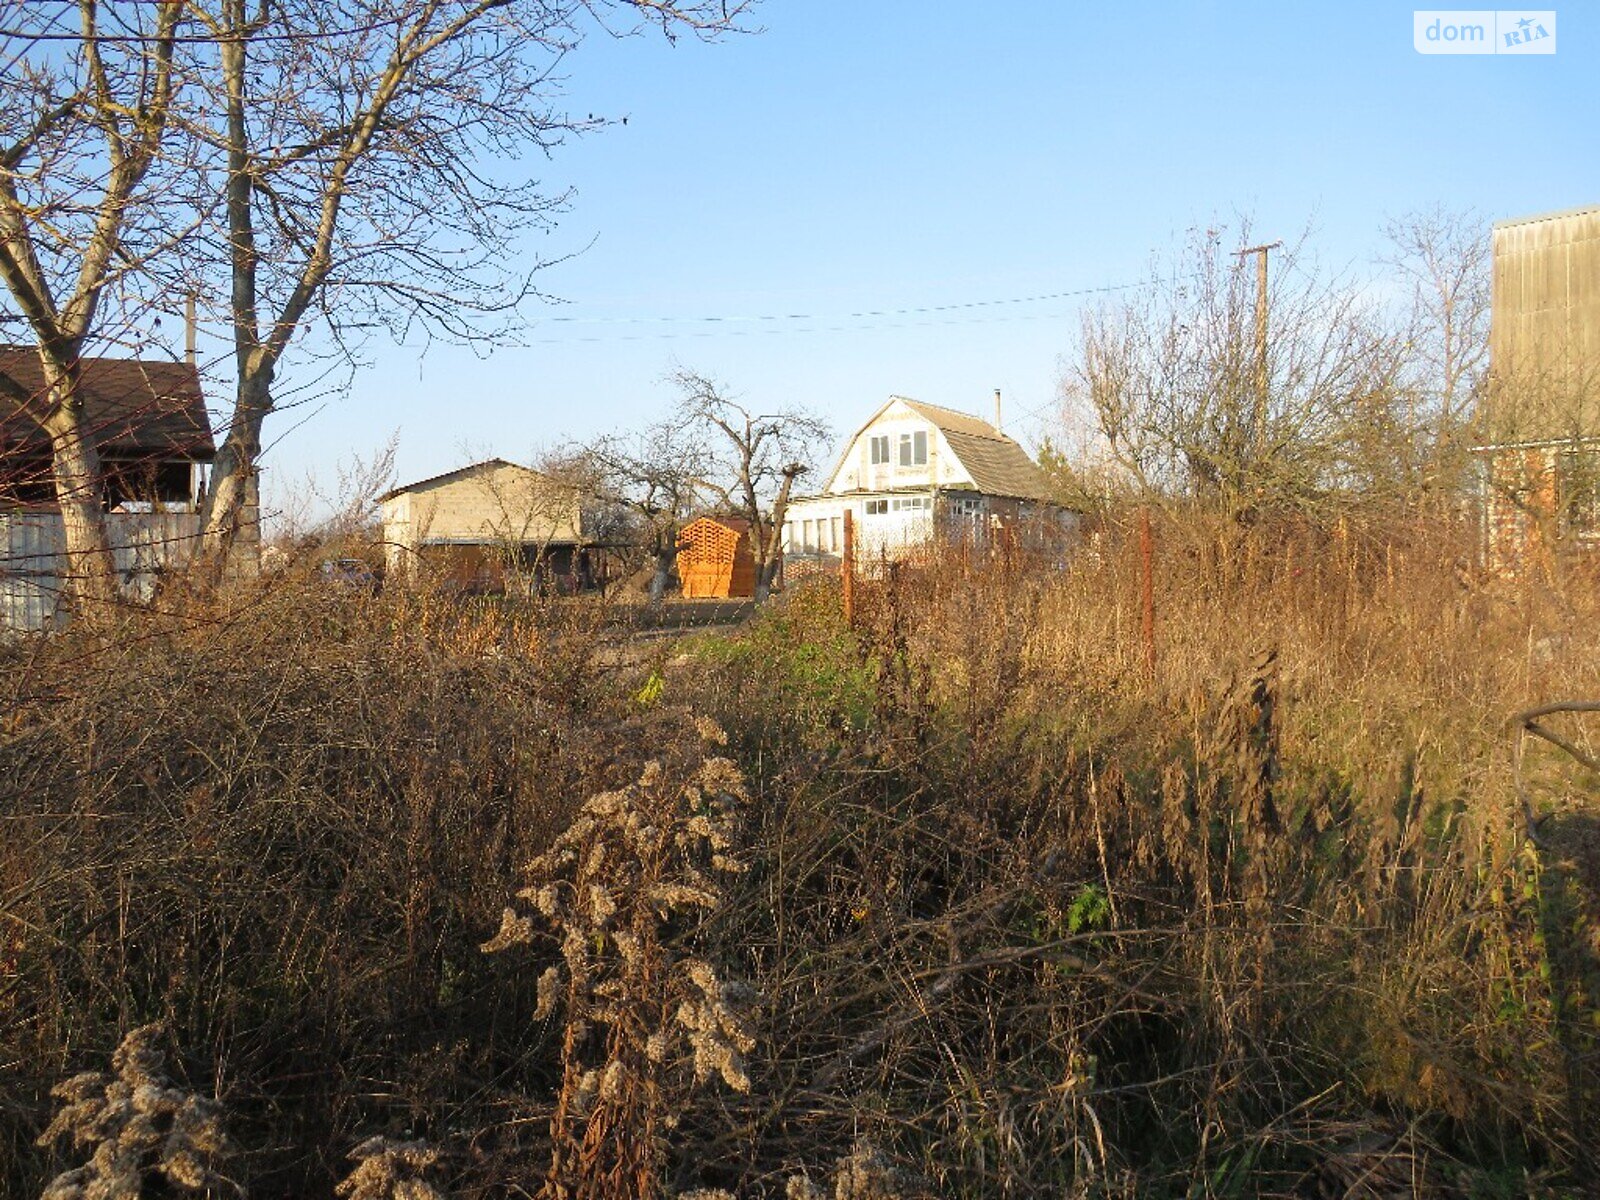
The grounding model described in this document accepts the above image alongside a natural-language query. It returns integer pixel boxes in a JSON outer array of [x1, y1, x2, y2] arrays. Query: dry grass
[[4, 512, 1598, 1198]]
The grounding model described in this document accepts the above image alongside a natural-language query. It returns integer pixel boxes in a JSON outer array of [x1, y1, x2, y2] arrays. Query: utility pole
[[1237, 241, 1281, 457]]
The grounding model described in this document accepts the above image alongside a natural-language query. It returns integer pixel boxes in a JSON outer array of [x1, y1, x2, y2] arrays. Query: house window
[[865, 499, 888, 516], [950, 497, 983, 517], [869, 435, 890, 465], [891, 496, 930, 512], [801, 519, 814, 550], [897, 430, 928, 467], [783, 521, 794, 551], [831, 516, 841, 548]]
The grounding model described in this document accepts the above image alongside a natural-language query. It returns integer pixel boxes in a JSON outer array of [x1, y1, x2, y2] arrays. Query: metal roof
[[1493, 202, 1600, 230], [0, 347, 215, 460]]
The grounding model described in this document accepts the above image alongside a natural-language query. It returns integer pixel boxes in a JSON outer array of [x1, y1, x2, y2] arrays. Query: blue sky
[[235, 0, 1598, 513]]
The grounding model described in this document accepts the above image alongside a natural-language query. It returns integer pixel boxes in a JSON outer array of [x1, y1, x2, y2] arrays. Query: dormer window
[[898, 430, 928, 467], [869, 435, 890, 465]]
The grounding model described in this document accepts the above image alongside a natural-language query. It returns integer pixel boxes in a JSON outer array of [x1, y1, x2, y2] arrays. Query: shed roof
[[1494, 202, 1600, 230], [0, 347, 215, 460], [680, 514, 752, 533], [378, 458, 524, 502]]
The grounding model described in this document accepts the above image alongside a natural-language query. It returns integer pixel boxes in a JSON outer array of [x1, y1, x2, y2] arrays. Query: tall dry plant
[[335, 1136, 445, 1200], [36, 1023, 236, 1199], [482, 718, 757, 1200]]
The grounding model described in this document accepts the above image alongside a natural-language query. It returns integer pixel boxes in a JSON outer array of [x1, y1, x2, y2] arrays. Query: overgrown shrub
[[5, 513, 1599, 1198]]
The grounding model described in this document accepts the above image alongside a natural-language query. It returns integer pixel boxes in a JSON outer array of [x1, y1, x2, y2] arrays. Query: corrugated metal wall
[[1490, 206, 1600, 437], [0, 511, 203, 631]]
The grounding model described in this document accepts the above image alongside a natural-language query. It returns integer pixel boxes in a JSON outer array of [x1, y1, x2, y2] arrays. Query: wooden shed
[[677, 515, 757, 598]]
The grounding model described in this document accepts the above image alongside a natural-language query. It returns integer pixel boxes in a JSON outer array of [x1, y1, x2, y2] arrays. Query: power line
[[522, 309, 1065, 344], [523, 275, 1172, 343], [535, 277, 1161, 328]]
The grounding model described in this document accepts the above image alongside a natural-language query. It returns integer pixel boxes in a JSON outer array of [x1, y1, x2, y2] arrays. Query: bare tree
[[293, 433, 400, 545], [477, 451, 597, 594], [1382, 206, 1491, 443], [0, 0, 191, 610], [584, 419, 706, 601], [671, 368, 828, 602], [187, 0, 750, 580], [1066, 222, 1405, 518]]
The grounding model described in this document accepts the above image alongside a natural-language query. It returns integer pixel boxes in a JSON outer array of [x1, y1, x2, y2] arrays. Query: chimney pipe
[[993, 388, 1002, 434], [184, 294, 197, 367]]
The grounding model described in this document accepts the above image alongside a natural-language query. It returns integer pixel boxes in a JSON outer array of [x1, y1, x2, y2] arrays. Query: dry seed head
[[534, 965, 564, 1020], [586, 790, 627, 819], [588, 884, 618, 927], [612, 930, 642, 966], [679, 1190, 735, 1200], [336, 1136, 443, 1200], [697, 756, 745, 797], [480, 907, 534, 954], [687, 1028, 751, 1093], [833, 1139, 899, 1200], [573, 1069, 600, 1113], [163, 1150, 208, 1189], [692, 715, 729, 745], [645, 1031, 670, 1063], [110, 1023, 167, 1089], [639, 760, 663, 788], [675, 999, 710, 1033], [685, 814, 724, 843], [599, 1058, 627, 1102], [648, 883, 720, 911], [37, 1023, 235, 1198], [786, 1177, 826, 1200], [560, 928, 592, 977], [514, 881, 564, 919]]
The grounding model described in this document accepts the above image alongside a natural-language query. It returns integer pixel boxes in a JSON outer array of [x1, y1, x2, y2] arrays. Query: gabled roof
[[939, 429, 1053, 500], [827, 395, 1053, 501], [378, 457, 525, 502], [0, 346, 215, 460]]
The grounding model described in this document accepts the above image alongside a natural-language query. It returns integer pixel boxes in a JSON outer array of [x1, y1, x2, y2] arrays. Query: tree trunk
[[197, 371, 271, 582], [194, 17, 269, 588], [753, 464, 802, 605], [648, 539, 674, 603], [42, 363, 118, 614]]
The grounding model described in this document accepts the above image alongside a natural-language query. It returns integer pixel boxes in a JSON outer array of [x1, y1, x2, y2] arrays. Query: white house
[[781, 395, 1069, 565]]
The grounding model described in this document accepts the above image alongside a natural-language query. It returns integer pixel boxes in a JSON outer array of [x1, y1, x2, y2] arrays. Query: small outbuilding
[[676, 515, 757, 598], [1, 346, 219, 629], [379, 458, 616, 593]]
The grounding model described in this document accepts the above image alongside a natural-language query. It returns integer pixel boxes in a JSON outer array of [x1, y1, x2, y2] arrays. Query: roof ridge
[[895, 396, 1012, 442], [380, 457, 528, 501]]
